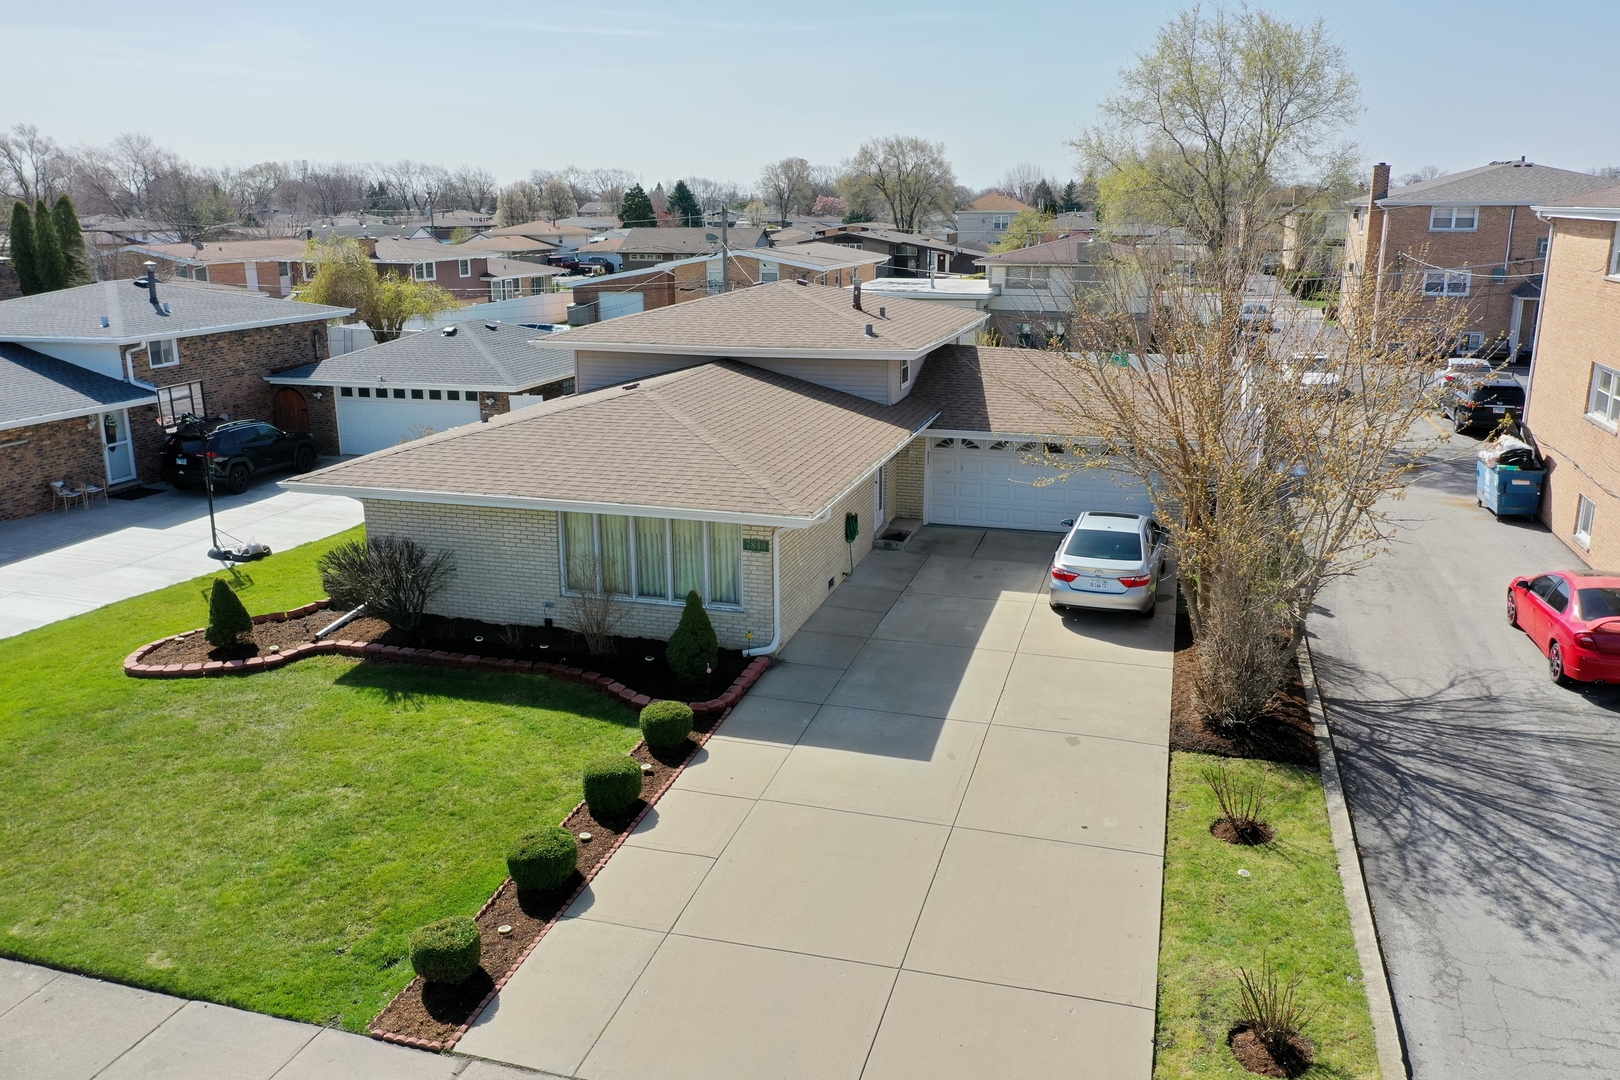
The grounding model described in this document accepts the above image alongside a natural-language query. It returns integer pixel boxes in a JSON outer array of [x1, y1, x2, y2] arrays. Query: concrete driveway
[[458, 526, 1174, 1080], [0, 485, 362, 639], [1309, 437, 1620, 1077]]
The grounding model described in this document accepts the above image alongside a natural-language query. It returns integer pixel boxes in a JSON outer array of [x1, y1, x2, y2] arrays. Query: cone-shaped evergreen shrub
[[52, 195, 89, 286], [9, 202, 38, 295], [205, 578, 253, 648], [31, 200, 66, 293], [507, 826, 578, 892], [408, 916, 482, 984], [640, 700, 694, 751], [666, 591, 717, 683], [582, 754, 644, 816]]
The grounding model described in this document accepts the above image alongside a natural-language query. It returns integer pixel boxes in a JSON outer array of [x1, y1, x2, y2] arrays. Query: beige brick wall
[[889, 435, 926, 518], [777, 474, 880, 643], [1524, 216, 1620, 565], [360, 499, 776, 649]]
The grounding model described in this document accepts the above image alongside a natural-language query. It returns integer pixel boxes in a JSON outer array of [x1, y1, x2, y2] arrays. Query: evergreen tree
[[1031, 179, 1058, 214], [9, 202, 39, 295], [1058, 180, 1080, 213], [51, 195, 90, 286], [205, 578, 254, 649], [666, 590, 718, 684], [667, 180, 703, 227], [618, 183, 656, 228], [31, 200, 67, 292]]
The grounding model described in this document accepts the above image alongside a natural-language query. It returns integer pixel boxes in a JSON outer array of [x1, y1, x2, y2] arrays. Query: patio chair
[[70, 478, 107, 508], [49, 480, 86, 513]]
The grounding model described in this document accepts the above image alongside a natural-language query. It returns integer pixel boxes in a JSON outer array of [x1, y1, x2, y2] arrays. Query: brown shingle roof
[[286, 361, 937, 522], [550, 280, 985, 357], [135, 239, 309, 264], [909, 345, 1072, 433], [976, 235, 1100, 266]]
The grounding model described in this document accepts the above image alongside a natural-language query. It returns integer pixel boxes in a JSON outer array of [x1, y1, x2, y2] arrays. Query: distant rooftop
[[1373, 160, 1609, 207]]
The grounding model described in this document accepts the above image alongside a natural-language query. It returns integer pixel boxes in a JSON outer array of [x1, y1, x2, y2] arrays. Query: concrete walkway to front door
[[457, 526, 1175, 1080]]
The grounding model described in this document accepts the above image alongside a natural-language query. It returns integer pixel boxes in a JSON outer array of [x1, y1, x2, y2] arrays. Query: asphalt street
[[1309, 429, 1620, 1078]]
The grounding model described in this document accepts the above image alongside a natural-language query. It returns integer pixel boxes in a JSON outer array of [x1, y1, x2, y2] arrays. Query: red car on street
[[1508, 569, 1620, 685]]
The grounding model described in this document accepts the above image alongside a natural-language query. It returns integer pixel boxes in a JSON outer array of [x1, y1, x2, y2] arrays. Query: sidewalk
[[0, 486, 362, 640], [0, 958, 548, 1080]]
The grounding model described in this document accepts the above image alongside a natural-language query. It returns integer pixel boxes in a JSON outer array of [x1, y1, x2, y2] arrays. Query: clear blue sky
[[5, 0, 1616, 191]]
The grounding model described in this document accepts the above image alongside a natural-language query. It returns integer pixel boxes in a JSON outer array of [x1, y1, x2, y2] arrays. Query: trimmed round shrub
[[507, 826, 578, 893], [640, 700, 694, 751], [408, 916, 482, 985], [582, 753, 644, 816]]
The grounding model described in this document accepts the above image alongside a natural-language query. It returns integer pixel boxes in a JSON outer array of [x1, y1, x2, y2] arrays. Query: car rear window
[[1577, 588, 1620, 620], [1064, 529, 1143, 561], [1471, 384, 1524, 406]]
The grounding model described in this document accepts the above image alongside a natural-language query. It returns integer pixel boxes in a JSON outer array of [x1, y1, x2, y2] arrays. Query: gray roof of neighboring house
[[0, 279, 351, 345], [817, 227, 971, 253], [1374, 161, 1608, 207], [371, 238, 470, 263], [132, 239, 311, 264], [907, 345, 1071, 433], [618, 228, 769, 254], [268, 321, 573, 392], [0, 342, 157, 430], [548, 280, 986, 358], [767, 243, 890, 269], [284, 360, 937, 523], [1535, 182, 1620, 215], [977, 235, 1102, 266]]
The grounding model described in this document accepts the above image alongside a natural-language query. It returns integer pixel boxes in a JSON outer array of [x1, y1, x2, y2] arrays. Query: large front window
[[412, 262, 436, 281], [561, 512, 741, 606]]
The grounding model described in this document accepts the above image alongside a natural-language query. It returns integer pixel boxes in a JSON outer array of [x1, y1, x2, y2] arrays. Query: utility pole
[[720, 200, 730, 293]]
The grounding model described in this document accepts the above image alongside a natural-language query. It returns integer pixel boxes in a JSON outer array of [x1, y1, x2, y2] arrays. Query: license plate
[[1492, 406, 1506, 413], [1079, 578, 1111, 591], [175, 456, 187, 464]]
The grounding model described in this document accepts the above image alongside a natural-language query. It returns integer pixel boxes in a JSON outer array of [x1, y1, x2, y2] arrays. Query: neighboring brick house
[[129, 239, 313, 297], [568, 245, 887, 322], [0, 276, 349, 520], [266, 319, 575, 456], [954, 193, 1035, 248], [370, 238, 564, 302], [615, 227, 769, 273], [1524, 184, 1620, 564], [1343, 160, 1610, 357], [284, 283, 1149, 656]]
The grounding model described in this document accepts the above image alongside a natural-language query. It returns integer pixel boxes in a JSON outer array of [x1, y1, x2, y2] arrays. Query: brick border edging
[[122, 601, 771, 719], [1297, 641, 1410, 1079], [368, 690, 750, 1053]]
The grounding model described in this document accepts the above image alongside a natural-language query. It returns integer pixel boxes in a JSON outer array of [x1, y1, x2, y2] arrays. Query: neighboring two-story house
[[128, 240, 314, 297], [975, 235, 1104, 348], [1523, 184, 1620, 564], [1344, 160, 1609, 357], [955, 194, 1036, 248], [0, 276, 349, 520]]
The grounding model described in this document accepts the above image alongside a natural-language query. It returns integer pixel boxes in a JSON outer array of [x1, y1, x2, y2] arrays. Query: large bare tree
[[758, 157, 814, 223], [842, 136, 957, 233], [996, 163, 1049, 206], [0, 124, 70, 205]]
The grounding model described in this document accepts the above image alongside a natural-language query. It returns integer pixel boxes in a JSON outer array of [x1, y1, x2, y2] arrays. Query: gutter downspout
[[1522, 220, 1554, 432], [742, 528, 783, 657], [1370, 204, 1391, 341]]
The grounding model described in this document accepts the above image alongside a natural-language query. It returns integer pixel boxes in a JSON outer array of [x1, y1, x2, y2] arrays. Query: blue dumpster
[[1476, 458, 1544, 518]]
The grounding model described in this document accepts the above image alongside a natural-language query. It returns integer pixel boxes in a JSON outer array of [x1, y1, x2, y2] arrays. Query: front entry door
[[102, 410, 136, 484]]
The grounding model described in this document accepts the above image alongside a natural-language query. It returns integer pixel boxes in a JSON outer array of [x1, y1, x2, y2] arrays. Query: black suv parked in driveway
[[1445, 380, 1526, 434], [160, 420, 319, 494]]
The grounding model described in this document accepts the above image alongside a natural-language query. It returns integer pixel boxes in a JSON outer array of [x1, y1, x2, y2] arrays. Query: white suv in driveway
[[1048, 511, 1167, 617]]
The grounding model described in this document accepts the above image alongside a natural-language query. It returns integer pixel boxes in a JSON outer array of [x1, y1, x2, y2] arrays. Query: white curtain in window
[[563, 512, 597, 591], [635, 517, 668, 598], [672, 520, 705, 600], [599, 515, 632, 596], [708, 523, 741, 604]]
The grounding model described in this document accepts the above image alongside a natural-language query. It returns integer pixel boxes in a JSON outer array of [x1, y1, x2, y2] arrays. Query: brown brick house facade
[[1524, 189, 1620, 564], [0, 416, 115, 520]]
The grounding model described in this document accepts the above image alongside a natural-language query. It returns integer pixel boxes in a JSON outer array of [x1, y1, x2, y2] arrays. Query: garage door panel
[[925, 440, 1150, 533], [337, 396, 481, 456]]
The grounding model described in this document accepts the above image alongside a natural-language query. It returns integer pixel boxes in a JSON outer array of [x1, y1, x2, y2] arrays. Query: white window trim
[[412, 261, 436, 281], [1588, 363, 1620, 430], [558, 512, 743, 610], [1575, 495, 1596, 549], [147, 338, 180, 369], [1430, 206, 1480, 232], [457, 259, 471, 277], [1423, 269, 1470, 297]]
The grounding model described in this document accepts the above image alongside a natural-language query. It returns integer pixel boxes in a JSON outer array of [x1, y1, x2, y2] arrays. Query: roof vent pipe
[[865, 323, 876, 337], [142, 261, 158, 306], [878, 306, 886, 319], [852, 277, 863, 312]]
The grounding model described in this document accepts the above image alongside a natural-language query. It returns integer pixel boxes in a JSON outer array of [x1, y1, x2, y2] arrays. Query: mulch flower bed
[[1169, 609, 1318, 769], [370, 708, 732, 1050], [1228, 1024, 1315, 1078]]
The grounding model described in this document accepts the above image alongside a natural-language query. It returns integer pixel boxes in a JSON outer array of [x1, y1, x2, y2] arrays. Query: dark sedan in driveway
[[160, 420, 318, 495]]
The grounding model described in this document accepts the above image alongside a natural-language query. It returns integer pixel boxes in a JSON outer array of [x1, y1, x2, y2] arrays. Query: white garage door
[[925, 436, 1151, 532], [336, 393, 481, 456], [599, 292, 645, 320]]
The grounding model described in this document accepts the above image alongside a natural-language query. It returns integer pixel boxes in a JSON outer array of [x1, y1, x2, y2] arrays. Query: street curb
[[1298, 640, 1409, 1080]]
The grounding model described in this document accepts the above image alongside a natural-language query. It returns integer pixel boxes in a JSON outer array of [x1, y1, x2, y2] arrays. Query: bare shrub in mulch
[[1228, 958, 1318, 1078], [1171, 610, 1318, 769], [1201, 760, 1274, 845]]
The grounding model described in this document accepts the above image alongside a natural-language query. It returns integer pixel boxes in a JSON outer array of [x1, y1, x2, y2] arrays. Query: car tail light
[[1576, 632, 1596, 650], [1118, 575, 1152, 588], [1051, 567, 1078, 582]]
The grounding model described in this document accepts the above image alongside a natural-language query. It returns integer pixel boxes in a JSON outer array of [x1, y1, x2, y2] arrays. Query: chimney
[[1370, 163, 1390, 202], [142, 261, 159, 306], [853, 277, 863, 312]]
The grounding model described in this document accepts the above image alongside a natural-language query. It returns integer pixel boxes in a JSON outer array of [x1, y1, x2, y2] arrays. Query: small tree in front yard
[[205, 578, 253, 649], [297, 237, 458, 342], [666, 591, 717, 684]]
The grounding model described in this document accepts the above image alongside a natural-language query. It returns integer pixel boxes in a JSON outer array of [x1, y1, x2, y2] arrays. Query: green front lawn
[[0, 527, 640, 1031], [1155, 752, 1380, 1078]]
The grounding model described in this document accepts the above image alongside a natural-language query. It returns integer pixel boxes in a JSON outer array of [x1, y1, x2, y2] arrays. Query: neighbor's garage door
[[599, 292, 645, 320], [925, 436, 1151, 532], [336, 392, 480, 456]]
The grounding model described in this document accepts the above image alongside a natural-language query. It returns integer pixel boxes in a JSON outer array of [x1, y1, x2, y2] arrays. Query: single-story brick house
[[266, 320, 575, 456], [282, 282, 1149, 653], [0, 277, 349, 521]]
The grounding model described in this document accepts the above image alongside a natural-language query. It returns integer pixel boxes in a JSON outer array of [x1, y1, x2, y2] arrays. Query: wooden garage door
[[925, 436, 1151, 532]]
